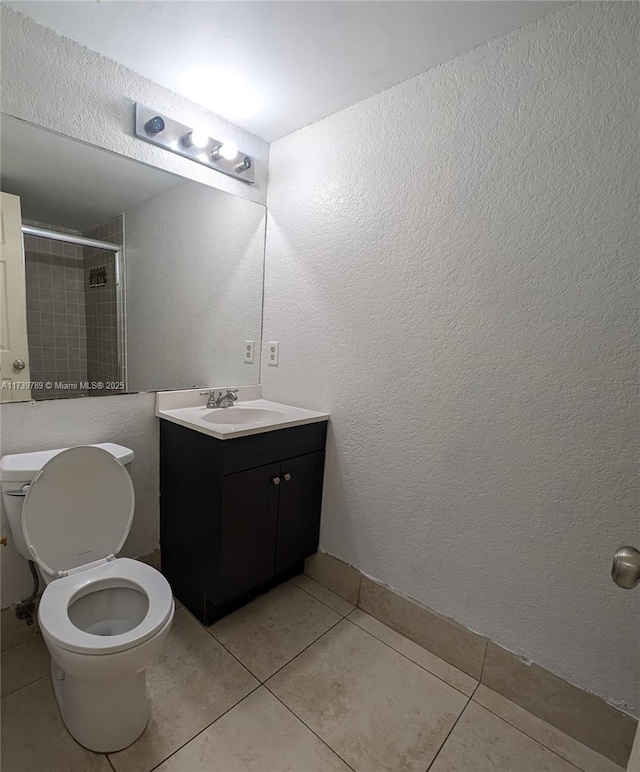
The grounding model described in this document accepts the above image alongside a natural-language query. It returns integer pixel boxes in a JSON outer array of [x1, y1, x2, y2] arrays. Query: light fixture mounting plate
[[133, 103, 255, 184]]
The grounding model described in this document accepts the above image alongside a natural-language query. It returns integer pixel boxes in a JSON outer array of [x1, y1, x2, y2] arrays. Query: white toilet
[[0, 443, 174, 753]]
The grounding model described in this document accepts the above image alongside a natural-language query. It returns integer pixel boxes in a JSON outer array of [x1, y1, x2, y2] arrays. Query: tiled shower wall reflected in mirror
[[23, 215, 125, 400], [83, 215, 125, 396], [24, 228, 87, 399]]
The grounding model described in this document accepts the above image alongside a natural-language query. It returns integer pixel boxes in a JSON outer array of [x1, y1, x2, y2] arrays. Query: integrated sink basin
[[202, 406, 286, 426], [155, 388, 328, 440]]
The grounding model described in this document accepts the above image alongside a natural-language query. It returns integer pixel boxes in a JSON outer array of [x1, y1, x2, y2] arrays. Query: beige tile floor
[[0, 576, 624, 772]]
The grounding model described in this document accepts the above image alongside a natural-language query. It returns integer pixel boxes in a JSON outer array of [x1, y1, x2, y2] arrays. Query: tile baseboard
[[473, 685, 625, 772], [304, 550, 361, 604], [1, 548, 163, 651], [358, 574, 486, 681], [482, 642, 636, 768], [305, 550, 637, 767]]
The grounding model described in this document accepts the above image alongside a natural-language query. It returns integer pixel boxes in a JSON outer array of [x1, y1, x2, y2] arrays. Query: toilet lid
[[22, 446, 135, 577]]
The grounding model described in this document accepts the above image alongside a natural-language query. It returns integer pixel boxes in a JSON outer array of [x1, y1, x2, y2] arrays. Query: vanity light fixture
[[133, 103, 255, 184]]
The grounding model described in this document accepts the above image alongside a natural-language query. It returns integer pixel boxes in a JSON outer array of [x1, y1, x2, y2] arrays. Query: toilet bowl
[[0, 444, 174, 753], [41, 557, 173, 752]]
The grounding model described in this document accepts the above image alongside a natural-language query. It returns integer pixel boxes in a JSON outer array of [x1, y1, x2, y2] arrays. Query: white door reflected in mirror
[[0, 192, 32, 403]]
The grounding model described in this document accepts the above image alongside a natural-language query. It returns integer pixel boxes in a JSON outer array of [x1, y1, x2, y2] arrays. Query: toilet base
[[50, 659, 149, 753]]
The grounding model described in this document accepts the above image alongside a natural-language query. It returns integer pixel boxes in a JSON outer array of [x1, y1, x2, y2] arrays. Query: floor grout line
[[197, 585, 345, 685], [259, 615, 345, 684], [1, 671, 50, 701], [425, 696, 473, 771], [344, 611, 478, 700], [131, 682, 264, 772], [290, 575, 354, 617], [257, 612, 474, 772], [468, 694, 597, 772], [350, 603, 485, 687], [193, 593, 478, 772], [175, 604, 260, 684], [206, 628, 265, 682], [265, 686, 358, 772], [118, 598, 345, 772], [165, 590, 344, 685], [96, 602, 269, 771], [1, 633, 44, 654], [4, 602, 473, 764]]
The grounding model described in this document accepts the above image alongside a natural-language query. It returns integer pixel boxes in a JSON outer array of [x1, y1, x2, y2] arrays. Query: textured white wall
[[0, 5, 269, 205], [0, 393, 158, 606], [125, 182, 265, 391], [263, 2, 639, 713], [0, 5, 269, 606]]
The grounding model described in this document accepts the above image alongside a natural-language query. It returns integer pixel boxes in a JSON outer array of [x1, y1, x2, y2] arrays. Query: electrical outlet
[[267, 341, 279, 367], [244, 340, 255, 364]]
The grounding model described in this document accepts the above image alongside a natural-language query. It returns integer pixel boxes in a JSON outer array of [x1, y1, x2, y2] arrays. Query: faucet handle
[[200, 390, 215, 395]]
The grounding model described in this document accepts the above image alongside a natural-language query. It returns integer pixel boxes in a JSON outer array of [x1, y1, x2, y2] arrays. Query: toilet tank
[[0, 443, 135, 561]]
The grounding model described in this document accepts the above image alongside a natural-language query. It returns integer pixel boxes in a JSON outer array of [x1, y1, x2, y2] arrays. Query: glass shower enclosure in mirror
[[0, 114, 266, 401]]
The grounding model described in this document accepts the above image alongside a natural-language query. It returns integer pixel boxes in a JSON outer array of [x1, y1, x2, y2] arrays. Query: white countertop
[[155, 388, 328, 440]]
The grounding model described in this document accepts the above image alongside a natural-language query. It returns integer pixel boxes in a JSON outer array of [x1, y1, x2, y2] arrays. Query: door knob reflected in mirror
[[611, 546, 640, 589]]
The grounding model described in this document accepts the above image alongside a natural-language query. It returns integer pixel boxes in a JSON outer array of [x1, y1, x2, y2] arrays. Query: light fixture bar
[[133, 103, 255, 184]]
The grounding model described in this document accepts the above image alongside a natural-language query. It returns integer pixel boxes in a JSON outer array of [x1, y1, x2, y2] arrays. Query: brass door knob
[[0, 536, 7, 547]]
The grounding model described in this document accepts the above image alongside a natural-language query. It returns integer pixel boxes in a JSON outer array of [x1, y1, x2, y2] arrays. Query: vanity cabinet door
[[217, 462, 281, 604], [275, 451, 325, 574]]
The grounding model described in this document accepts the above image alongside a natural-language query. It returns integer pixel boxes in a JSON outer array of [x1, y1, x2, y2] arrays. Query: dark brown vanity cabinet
[[159, 419, 327, 624]]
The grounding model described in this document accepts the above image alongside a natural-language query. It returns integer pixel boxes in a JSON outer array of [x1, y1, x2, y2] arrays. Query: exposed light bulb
[[218, 142, 238, 160], [144, 115, 165, 135], [234, 156, 252, 173], [183, 129, 209, 149]]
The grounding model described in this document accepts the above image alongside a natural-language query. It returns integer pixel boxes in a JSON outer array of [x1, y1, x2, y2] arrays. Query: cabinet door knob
[[283, 473, 291, 482], [272, 476, 281, 485]]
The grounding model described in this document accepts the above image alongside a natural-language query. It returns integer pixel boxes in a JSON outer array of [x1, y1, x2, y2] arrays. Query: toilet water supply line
[[16, 561, 39, 625]]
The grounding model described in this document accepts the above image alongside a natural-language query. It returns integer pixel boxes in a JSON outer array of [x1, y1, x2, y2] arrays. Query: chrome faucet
[[200, 389, 239, 409]]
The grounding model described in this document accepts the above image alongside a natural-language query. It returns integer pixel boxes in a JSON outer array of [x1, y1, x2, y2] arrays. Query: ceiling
[[6, 1, 568, 142], [0, 115, 185, 230]]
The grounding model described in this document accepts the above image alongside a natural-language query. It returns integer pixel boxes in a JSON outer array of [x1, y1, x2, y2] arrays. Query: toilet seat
[[39, 558, 174, 655], [24, 445, 173, 656], [22, 446, 135, 578]]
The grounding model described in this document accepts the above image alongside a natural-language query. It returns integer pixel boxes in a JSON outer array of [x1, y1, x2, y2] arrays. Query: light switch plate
[[267, 341, 279, 367], [244, 340, 255, 364]]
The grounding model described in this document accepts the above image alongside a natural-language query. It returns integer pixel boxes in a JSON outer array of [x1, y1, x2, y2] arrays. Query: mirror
[[0, 114, 265, 401]]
